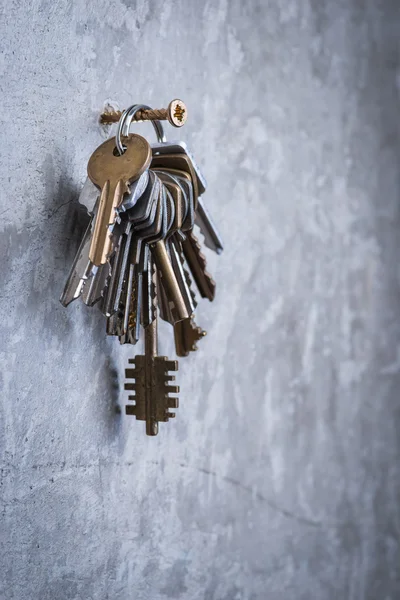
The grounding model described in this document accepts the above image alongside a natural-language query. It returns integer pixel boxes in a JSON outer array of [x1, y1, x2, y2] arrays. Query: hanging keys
[[60, 100, 223, 436]]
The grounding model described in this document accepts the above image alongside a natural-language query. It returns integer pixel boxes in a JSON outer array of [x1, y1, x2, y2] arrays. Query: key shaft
[[150, 240, 189, 322], [89, 179, 125, 265]]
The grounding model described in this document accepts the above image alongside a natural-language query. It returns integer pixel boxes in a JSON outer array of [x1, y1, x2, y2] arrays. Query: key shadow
[[26, 154, 124, 441], [57, 176, 124, 440]]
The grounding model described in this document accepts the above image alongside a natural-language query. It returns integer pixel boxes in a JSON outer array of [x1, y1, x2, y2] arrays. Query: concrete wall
[[1, 1, 400, 598]]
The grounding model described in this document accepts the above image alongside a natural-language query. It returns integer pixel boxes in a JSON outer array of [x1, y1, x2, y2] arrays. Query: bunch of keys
[[60, 100, 223, 436]]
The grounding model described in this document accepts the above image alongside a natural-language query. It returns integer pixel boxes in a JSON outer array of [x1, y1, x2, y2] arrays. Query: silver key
[[195, 197, 224, 255], [81, 262, 111, 307], [169, 236, 196, 316], [103, 223, 132, 317], [121, 175, 165, 343], [78, 177, 99, 215]]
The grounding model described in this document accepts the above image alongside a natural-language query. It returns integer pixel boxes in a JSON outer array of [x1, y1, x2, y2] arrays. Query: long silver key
[[121, 176, 165, 343]]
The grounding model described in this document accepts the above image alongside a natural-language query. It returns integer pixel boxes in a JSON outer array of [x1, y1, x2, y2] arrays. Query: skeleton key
[[125, 315, 179, 436], [87, 134, 151, 266], [174, 316, 206, 357]]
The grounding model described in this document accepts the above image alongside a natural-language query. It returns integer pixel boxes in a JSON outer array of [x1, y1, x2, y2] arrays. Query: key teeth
[[125, 355, 180, 430], [166, 397, 179, 409], [165, 359, 178, 371], [176, 243, 198, 310], [165, 385, 179, 395], [125, 368, 140, 379], [184, 230, 216, 301]]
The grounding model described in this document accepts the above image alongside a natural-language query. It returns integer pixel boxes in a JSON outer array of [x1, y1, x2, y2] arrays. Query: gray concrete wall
[[1, 1, 400, 599]]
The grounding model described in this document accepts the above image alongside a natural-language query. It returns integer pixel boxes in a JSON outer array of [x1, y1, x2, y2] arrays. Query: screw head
[[167, 99, 187, 127]]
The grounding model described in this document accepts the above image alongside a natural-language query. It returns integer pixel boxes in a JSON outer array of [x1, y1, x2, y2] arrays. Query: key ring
[[116, 104, 166, 155]]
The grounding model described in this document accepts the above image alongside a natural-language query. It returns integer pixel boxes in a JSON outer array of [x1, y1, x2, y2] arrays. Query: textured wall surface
[[1, 1, 400, 599]]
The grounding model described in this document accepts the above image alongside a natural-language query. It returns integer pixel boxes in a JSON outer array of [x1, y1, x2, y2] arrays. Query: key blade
[[195, 196, 224, 255], [141, 254, 157, 328], [78, 177, 99, 215], [181, 230, 216, 301], [60, 204, 99, 306], [150, 240, 189, 323], [89, 179, 128, 266], [174, 317, 206, 357]]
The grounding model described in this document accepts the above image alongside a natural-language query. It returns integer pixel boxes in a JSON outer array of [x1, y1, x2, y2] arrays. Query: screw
[[100, 99, 187, 128]]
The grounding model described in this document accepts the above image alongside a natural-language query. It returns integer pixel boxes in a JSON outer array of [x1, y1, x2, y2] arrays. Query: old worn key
[[125, 314, 179, 435], [88, 134, 151, 266]]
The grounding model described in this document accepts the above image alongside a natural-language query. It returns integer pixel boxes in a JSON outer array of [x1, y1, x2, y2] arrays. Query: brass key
[[87, 134, 151, 266], [125, 316, 179, 436], [150, 239, 189, 322], [174, 316, 206, 357]]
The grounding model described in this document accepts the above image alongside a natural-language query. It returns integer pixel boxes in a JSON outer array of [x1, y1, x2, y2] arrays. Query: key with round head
[[87, 134, 151, 266]]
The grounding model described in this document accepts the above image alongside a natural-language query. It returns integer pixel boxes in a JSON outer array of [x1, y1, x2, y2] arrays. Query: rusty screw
[[100, 99, 187, 128]]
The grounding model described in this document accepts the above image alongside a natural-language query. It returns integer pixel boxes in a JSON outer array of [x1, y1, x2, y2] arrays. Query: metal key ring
[[116, 104, 166, 155]]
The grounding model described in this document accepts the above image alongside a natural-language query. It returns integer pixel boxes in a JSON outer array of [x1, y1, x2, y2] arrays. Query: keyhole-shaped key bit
[[87, 134, 151, 266]]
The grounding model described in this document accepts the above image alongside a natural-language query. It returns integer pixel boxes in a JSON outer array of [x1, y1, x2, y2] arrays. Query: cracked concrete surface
[[1, 1, 400, 599]]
